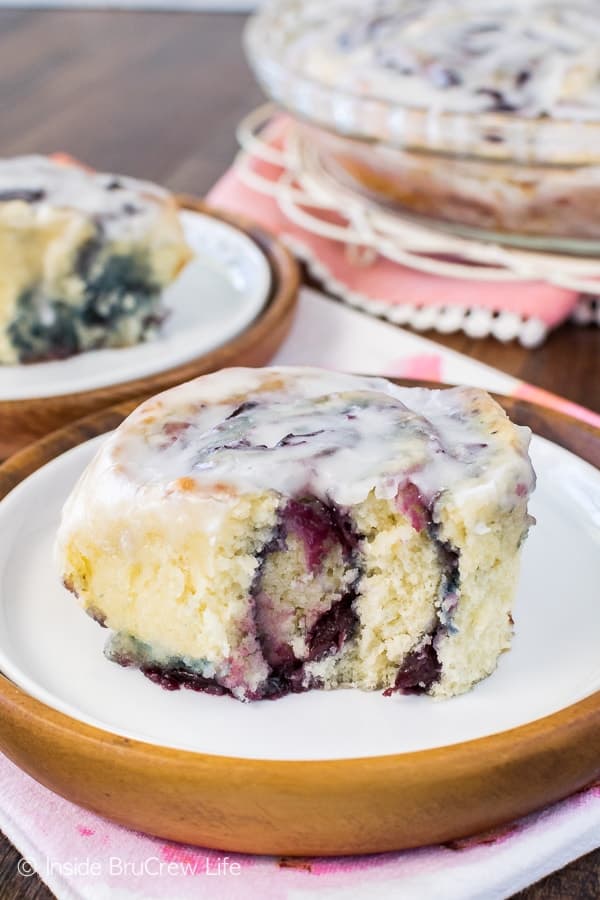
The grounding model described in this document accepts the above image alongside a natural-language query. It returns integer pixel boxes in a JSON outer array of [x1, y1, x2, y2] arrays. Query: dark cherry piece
[[397, 481, 429, 532], [141, 665, 229, 696], [282, 498, 339, 571], [307, 592, 358, 662], [251, 498, 363, 699], [282, 497, 357, 571], [384, 641, 441, 696]]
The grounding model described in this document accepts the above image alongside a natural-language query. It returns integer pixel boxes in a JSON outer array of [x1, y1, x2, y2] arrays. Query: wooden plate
[[0, 384, 598, 856], [0, 197, 299, 460]]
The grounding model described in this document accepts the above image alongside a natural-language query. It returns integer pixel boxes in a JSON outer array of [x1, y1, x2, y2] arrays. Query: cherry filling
[[385, 512, 461, 696], [396, 481, 429, 533], [141, 665, 229, 696], [111, 491, 458, 700], [256, 589, 360, 701], [112, 495, 362, 702], [251, 496, 362, 700], [107, 640, 233, 698], [282, 497, 357, 571], [307, 589, 358, 662], [104, 484, 458, 701], [389, 555, 459, 696], [384, 540, 460, 697], [384, 640, 441, 696]]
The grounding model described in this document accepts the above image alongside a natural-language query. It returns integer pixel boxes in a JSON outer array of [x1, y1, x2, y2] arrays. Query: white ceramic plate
[[0, 210, 271, 401], [0, 432, 598, 762]]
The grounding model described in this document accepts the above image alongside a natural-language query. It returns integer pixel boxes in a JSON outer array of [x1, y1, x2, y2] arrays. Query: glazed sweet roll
[[56, 367, 535, 701]]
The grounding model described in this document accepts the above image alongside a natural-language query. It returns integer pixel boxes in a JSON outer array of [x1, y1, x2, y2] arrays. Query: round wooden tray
[[0, 196, 300, 460], [0, 385, 598, 856]]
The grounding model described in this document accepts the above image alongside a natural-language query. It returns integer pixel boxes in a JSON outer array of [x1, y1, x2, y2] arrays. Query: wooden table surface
[[0, 9, 597, 899]]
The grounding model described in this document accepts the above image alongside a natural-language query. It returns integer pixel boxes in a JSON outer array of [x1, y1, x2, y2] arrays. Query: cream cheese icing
[[60, 368, 534, 536], [0, 155, 170, 240]]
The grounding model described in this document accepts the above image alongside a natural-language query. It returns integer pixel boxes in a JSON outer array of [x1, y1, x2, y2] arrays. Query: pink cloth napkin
[[213, 118, 584, 343], [1, 754, 598, 900]]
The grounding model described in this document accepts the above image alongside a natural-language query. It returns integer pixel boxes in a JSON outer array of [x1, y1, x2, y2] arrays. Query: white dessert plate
[[0, 433, 598, 762], [0, 209, 271, 401]]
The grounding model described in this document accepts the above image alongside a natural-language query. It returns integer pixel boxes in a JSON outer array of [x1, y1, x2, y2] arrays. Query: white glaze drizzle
[[0, 155, 169, 239], [63, 369, 534, 524]]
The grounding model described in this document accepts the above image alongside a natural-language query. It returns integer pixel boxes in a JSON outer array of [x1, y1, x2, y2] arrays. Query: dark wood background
[[0, 9, 597, 899]]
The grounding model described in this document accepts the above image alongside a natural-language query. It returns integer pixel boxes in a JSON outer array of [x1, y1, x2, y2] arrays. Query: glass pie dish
[[245, 0, 600, 248]]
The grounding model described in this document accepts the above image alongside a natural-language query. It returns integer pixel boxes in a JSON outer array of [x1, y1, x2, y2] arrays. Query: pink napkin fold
[[1, 754, 598, 900], [209, 118, 582, 342]]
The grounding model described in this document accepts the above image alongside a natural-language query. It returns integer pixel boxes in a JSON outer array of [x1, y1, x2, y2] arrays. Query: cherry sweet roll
[[56, 368, 535, 701]]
